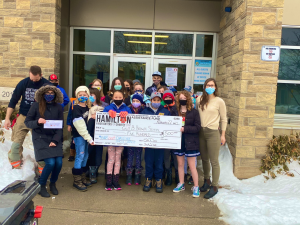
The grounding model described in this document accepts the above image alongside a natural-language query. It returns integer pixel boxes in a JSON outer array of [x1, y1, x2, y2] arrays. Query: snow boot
[[81, 168, 92, 187], [38, 185, 50, 198], [89, 166, 98, 184], [200, 178, 211, 192], [49, 183, 58, 195], [72, 168, 87, 191], [113, 174, 122, 190], [175, 170, 179, 184], [204, 186, 218, 199], [134, 174, 141, 185], [126, 175, 132, 185], [105, 174, 113, 191], [165, 169, 172, 186], [68, 149, 75, 161], [155, 179, 163, 193], [143, 178, 152, 192]]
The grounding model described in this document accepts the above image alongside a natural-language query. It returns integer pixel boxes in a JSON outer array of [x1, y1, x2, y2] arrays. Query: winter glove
[[109, 110, 116, 118], [119, 111, 128, 118]]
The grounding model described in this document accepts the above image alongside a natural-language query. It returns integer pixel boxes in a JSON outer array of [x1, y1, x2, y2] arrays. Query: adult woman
[[90, 79, 104, 98], [173, 90, 201, 197], [196, 78, 227, 199], [24, 84, 64, 198], [124, 79, 134, 95]]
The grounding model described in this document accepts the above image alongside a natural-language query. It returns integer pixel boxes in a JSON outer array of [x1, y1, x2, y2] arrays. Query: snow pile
[[215, 145, 300, 225]]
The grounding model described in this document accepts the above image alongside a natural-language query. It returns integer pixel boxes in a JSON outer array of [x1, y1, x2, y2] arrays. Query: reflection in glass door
[[113, 57, 151, 87], [153, 58, 192, 91]]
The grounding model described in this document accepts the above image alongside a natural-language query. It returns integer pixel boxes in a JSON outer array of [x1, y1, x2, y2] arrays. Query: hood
[[35, 84, 64, 104]]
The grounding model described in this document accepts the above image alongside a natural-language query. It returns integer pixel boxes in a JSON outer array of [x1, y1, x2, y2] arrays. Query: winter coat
[[103, 102, 132, 114], [164, 104, 178, 116], [182, 108, 201, 151], [24, 85, 64, 161], [129, 105, 145, 114], [141, 105, 171, 116], [57, 84, 70, 108]]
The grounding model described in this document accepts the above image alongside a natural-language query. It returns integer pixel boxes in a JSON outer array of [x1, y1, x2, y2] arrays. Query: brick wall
[[0, 0, 61, 88], [217, 0, 284, 178]]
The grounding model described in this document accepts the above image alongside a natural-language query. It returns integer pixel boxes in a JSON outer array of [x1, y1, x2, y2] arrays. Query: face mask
[[93, 86, 101, 91], [78, 96, 88, 103], [132, 102, 141, 108], [114, 85, 122, 91], [205, 87, 215, 95], [114, 99, 123, 106], [151, 102, 161, 109], [44, 94, 55, 102], [164, 99, 173, 105], [89, 96, 95, 103], [135, 90, 143, 94], [52, 83, 58, 87], [179, 100, 187, 106], [153, 80, 160, 86], [126, 87, 130, 92]]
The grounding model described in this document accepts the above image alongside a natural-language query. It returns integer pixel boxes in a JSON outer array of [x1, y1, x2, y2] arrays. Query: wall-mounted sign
[[194, 60, 212, 85], [0, 87, 15, 101], [261, 46, 280, 61], [165, 67, 178, 86]]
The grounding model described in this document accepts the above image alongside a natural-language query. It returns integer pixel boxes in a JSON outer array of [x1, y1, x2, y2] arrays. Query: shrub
[[260, 133, 300, 179], [0, 106, 18, 121]]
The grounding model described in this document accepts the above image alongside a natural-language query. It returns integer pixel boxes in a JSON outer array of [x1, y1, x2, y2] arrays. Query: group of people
[[4, 66, 227, 201]]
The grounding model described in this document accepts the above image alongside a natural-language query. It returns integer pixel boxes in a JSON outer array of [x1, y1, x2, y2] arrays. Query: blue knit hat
[[132, 93, 144, 103]]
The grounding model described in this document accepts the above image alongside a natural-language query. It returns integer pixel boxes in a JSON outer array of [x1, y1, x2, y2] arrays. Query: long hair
[[89, 88, 101, 106], [176, 90, 193, 114], [39, 96, 47, 118], [108, 77, 128, 99], [91, 79, 104, 97], [133, 82, 144, 92], [74, 92, 92, 108], [199, 78, 218, 111], [125, 79, 134, 95]]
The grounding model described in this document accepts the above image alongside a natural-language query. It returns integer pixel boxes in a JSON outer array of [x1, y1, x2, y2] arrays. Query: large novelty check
[[94, 112, 182, 149]]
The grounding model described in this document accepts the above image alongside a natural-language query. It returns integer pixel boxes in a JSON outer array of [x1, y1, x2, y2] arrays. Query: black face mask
[[164, 99, 173, 105], [114, 99, 123, 106], [126, 87, 130, 92], [52, 83, 58, 87], [179, 100, 187, 106]]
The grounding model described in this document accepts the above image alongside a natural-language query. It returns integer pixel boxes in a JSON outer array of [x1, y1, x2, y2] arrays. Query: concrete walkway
[[34, 173, 225, 225]]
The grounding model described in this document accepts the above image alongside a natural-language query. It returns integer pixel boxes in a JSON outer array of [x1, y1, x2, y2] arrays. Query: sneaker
[[173, 183, 185, 193], [192, 186, 200, 198], [188, 176, 194, 185]]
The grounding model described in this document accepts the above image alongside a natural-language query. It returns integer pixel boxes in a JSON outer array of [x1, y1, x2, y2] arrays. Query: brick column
[[0, 0, 61, 88], [217, 0, 284, 178]]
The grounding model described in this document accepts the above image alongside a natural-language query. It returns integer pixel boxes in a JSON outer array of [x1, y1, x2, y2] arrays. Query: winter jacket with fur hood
[[24, 85, 64, 161]]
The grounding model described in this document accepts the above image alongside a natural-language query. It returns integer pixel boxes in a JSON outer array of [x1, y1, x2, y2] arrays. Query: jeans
[[74, 136, 89, 169], [145, 148, 164, 180], [39, 157, 62, 185]]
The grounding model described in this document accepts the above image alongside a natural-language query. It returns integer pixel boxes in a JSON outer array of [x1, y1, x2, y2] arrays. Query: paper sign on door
[[165, 67, 178, 86]]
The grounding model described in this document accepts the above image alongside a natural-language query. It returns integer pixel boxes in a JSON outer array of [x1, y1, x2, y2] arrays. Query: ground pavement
[[34, 151, 226, 225]]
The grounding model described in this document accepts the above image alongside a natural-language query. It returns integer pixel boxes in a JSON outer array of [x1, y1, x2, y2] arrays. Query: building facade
[[0, 0, 299, 178]]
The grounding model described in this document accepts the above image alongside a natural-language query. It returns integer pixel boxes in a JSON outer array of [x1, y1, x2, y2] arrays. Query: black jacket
[[24, 85, 64, 161], [182, 108, 201, 150], [164, 104, 178, 116]]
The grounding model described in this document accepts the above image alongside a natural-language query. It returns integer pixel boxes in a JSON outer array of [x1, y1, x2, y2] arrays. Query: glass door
[[153, 58, 192, 91], [113, 56, 151, 88]]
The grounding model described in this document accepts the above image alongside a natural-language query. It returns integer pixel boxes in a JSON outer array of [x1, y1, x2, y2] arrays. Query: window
[[275, 27, 300, 115], [195, 34, 213, 57]]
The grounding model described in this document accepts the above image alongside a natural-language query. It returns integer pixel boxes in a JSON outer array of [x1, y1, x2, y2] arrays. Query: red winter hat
[[162, 90, 174, 101], [49, 74, 58, 81]]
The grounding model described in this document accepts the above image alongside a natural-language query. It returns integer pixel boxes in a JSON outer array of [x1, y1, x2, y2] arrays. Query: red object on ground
[[11, 114, 19, 128], [34, 206, 43, 218]]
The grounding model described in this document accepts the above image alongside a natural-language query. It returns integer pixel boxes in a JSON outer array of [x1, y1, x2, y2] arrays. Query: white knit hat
[[75, 86, 90, 97]]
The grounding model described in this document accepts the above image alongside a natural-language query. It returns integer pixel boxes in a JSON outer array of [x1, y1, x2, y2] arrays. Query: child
[[141, 92, 170, 193], [124, 79, 134, 95], [87, 105, 104, 184], [162, 90, 179, 186], [90, 79, 105, 100], [103, 90, 132, 191], [132, 82, 150, 106], [105, 77, 130, 106], [145, 71, 168, 96], [126, 93, 145, 186], [72, 86, 94, 192], [157, 85, 168, 105], [48, 74, 70, 109]]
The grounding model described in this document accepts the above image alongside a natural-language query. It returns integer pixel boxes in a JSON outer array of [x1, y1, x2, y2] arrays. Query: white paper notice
[[44, 120, 63, 129], [165, 67, 178, 86]]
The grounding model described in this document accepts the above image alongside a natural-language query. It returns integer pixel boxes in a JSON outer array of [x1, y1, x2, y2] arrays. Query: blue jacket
[[129, 105, 145, 114], [66, 103, 74, 126], [141, 105, 171, 116], [57, 84, 70, 108], [103, 102, 132, 114]]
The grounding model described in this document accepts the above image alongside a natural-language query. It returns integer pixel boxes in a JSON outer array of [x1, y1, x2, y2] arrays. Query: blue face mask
[[114, 85, 122, 91], [89, 96, 95, 103], [151, 102, 161, 109], [78, 96, 88, 103], [44, 94, 55, 102], [205, 87, 215, 95], [135, 90, 143, 94]]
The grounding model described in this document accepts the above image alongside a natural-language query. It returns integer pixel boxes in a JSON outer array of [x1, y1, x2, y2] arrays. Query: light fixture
[[123, 34, 169, 38], [128, 41, 167, 45]]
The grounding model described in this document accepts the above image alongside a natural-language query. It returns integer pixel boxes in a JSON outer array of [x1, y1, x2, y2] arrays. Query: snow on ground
[[215, 145, 300, 225], [0, 121, 71, 191]]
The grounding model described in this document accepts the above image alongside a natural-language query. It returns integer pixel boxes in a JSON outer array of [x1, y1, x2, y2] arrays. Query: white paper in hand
[[44, 120, 63, 129]]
